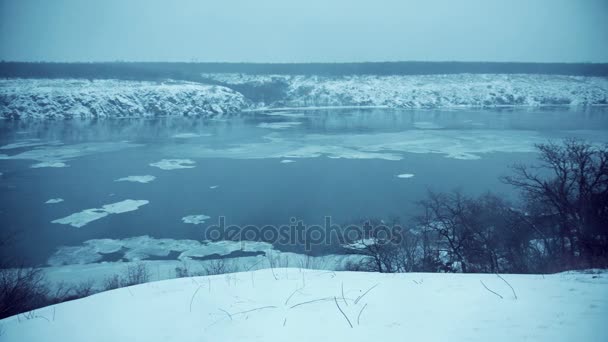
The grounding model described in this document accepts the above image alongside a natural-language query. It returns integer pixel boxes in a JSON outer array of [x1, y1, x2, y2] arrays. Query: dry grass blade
[[334, 296, 353, 328], [480, 280, 503, 299], [496, 273, 518, 300], [355, 283, 379, 304]]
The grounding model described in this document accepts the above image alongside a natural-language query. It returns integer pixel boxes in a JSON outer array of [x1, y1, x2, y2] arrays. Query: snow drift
[[0, 79, 248, 119]]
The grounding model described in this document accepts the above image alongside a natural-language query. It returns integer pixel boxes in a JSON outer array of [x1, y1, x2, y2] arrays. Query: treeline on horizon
[[1, 61, 607, 81]]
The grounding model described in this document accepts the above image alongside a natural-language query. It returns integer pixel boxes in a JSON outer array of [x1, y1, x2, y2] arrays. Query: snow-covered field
[[204, 73, 608, 108], [1, 269, 606, 341], [0, 79, 247, 119], [1, 74, 607, 119]]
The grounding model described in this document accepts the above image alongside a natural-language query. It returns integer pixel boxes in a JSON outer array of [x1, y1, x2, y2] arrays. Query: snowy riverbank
[[2, 74, 607, 119]]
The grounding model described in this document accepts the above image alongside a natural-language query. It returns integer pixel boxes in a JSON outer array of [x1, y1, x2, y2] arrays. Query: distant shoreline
[[2, 61, 608, 80]]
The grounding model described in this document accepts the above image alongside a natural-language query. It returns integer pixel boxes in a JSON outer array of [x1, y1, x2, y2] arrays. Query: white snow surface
[[51, 199, 149, 228], [1, 269, 606, 342], [0, 79, 248, 119], [203, 73, 608, 108], [115, 175, 156, 183]]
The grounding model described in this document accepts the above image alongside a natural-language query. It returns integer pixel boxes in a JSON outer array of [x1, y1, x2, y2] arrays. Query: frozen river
[[1, 107, 607, 265]]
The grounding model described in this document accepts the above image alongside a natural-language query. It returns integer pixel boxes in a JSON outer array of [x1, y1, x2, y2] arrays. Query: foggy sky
[[1, 0, 607, 63]]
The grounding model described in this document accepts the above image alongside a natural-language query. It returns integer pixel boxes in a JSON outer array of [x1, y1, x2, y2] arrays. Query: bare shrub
[[49, 279, 96, 304], [203, 259, 236, 276], [122, 263, 150, 286], [103, 274, 122, 291], [0, 267, 48, 319]]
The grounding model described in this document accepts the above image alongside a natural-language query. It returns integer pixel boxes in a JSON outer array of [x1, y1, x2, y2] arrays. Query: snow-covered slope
[[202, 73, 608, 108], [2, 75, 607, 119], [1, 269, 605, 342], [0, 79, 248, 119]]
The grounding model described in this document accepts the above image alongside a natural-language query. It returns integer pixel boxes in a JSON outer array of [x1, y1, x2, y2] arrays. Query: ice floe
[[257, 122, 302, 129], [150, 159, 196, 170], [47, 235, 276, 266], [209, 185, 219, 189], [51, 199, 149, 228], [280, 159, 296, 163], [31, 161, 68, 168], [182, 214, 211, 225], [397, 173, 415, 178], [0, 141, 141, 168], [45, 198, 64, 204], [115, 175, 156, 183]]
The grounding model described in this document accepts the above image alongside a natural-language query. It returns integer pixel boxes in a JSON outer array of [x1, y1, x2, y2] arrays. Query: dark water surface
[[1, 107, 607, 265]]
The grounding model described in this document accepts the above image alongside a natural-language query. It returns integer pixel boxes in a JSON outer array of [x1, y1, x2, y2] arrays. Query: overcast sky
[[1, 0, 607, 63]]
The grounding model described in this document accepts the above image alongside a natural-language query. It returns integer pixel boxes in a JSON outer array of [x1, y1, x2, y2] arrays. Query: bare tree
[[503, 139, 608, 268]]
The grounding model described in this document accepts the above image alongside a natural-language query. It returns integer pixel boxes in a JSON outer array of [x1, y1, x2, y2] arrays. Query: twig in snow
[[246, 259, 264, 271], [285, 287, 303, 305], [290, 297, 335, 309], [355, 283, 379, 304], [341, 282, 348, 306], [283, 318, 287, 327], [52, 307, 56, 321], [334, 296, 353, 328], [189, 285, 203, 312], [480, 280, 503, 299], [218, 308, 233, 321], [495, 273, 517, 300], [231, 306, 277, 316], [357, 303, 368, 326]]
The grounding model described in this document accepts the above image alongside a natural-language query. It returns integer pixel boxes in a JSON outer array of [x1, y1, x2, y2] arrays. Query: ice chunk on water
[[45, 198, 64, 204], [280, 159, 295, 163], [52, 209, 109, 228], [182, 214, 211, 225], [115, 175, 156, 183], [52, 199, 149, 228], [397, 173, 415, 178], [31, 161, 68, 168], [150, 159, 196, 170], [102, 199, 149, 214]]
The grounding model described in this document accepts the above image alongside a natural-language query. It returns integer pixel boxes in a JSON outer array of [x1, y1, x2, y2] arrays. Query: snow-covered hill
[[0, 269, 605, 342], [2, 75, 607, 119], [203, 73, 608, 108], [0, 79, 248, 119]]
